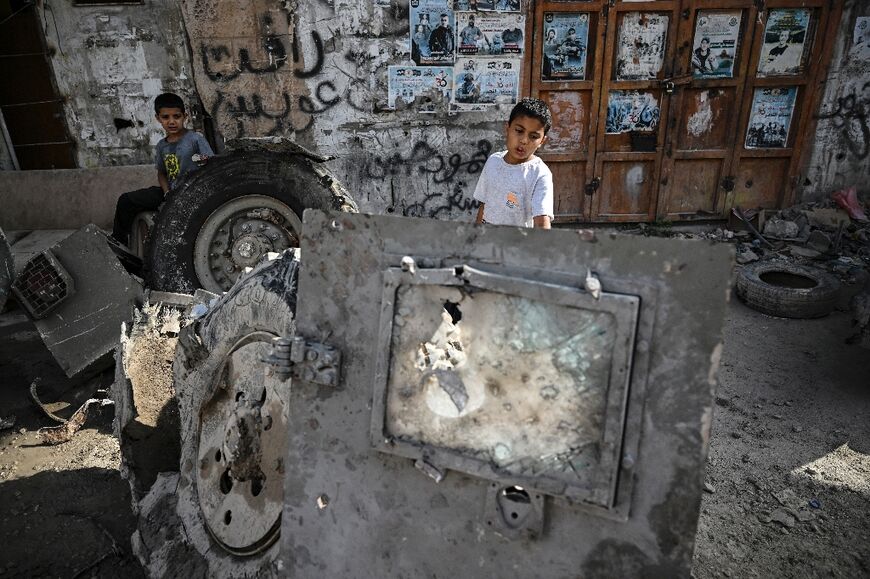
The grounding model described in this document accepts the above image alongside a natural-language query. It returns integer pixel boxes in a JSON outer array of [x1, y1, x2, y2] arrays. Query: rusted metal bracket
[[264, 335, 341, 386]]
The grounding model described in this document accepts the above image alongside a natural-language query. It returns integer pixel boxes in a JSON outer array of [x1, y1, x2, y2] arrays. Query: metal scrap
[[30, 378, 113, 445]]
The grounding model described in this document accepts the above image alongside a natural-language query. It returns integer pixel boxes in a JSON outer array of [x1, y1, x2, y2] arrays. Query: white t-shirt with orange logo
[[472, 151, 554, 227]]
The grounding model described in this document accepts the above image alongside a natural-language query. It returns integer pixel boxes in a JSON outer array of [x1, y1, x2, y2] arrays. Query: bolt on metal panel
[[281, 210, 733, 577]]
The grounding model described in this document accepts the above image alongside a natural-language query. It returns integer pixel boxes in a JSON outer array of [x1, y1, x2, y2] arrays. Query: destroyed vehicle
[[115, 209, 733, 577], [9, 141, 357, 378]]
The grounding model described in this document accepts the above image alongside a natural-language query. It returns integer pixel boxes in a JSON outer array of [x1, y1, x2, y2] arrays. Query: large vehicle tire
[[736, 260, 841, 319], [126, 252, 299, 577], [145, 147, 356, 293]]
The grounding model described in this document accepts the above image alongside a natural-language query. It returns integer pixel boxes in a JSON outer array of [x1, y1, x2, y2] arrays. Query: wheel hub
[[194, 196, 302, 293], [196, 332, 287, 556]]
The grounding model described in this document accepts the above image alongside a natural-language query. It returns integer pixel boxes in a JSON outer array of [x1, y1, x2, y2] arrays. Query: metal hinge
[[264, 335, 341, 386], [585, 177, 601, 196]]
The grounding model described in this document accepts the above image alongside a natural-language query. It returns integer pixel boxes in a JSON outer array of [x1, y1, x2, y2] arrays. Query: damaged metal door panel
[[281, 210, 732, 577], [12, 225, 143, 377]]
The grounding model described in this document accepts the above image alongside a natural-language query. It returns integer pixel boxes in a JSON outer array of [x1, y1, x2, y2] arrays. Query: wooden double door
[[529, 0, 837, 223]]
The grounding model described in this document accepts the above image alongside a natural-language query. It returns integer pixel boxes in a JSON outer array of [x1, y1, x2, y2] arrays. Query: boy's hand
[[533, 215, 551, 229], [192, 153, 209, 166]]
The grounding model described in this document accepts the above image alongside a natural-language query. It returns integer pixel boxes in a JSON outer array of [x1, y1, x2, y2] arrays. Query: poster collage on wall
[[389, 0, 524, 111]]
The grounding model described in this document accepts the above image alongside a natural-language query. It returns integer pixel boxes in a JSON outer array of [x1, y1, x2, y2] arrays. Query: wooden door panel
[[598, 160, 655, 218], [677, 87, 737, 150], [666, 159, 722, 214], [733, 157, 789, 209], [540, 90, 590, 155], [551, 161, 587, 217]]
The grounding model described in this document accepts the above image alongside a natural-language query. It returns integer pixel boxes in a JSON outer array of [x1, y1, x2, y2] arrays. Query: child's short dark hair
[[509, 98, 552, 134], [154, 93, 185, 114]]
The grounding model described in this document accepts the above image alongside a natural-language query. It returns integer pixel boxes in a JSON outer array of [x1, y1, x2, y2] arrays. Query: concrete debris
[[0, 416, 15, 430], [703, 482, 716, 494], [807, 230, 833, 253], [763, 218, 799, 239]]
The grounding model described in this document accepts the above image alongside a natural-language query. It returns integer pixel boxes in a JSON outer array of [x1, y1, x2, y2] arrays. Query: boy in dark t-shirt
[[111, 92, 213, 246]]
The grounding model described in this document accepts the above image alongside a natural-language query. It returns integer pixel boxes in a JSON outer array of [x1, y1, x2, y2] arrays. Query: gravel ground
[[0, 296, 868, 577]]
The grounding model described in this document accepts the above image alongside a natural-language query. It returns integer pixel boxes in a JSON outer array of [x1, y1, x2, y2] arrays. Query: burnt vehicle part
[[0, 227, 14, 312], [145, 139, 357, 294], [275, 211, 732, 576], [122, 253, 299, 577], [11, 225, 143, 377]]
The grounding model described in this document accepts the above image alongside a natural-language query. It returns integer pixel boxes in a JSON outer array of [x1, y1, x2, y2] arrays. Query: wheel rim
[[196, 332, 288, 556], [194, 195, 302, 293]]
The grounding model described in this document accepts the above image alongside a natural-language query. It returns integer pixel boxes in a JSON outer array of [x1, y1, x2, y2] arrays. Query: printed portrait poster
[[616, 13, 669, 81], [476, 0, 520, 13], [745, 87, 797, 149], [452, 57, 520, 111], [387, 66, 453, 111], [410, 0, 456, 66], [453, 0, 476, 10], [605, 90, 660, 134], [542, 12, 590, 81], [852, 17, 870, 59], [456, 12, 525, 57], [757, 8, 812, 77], [691, 10, 742, 79]]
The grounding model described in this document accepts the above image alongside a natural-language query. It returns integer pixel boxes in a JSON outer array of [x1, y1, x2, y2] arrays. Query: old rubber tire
[[145, 150, 356, 293], [131, 252, 299, 578], [736, 261, 841, 319]]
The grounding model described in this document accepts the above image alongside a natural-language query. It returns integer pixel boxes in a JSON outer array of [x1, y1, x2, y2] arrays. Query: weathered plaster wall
[[38, 0, 197, 168], [800, 1, 870, 202], [180, 0, 516, 219]]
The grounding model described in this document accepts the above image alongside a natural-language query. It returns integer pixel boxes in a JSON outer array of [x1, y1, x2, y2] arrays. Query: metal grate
[[11, 250, 75, 319]]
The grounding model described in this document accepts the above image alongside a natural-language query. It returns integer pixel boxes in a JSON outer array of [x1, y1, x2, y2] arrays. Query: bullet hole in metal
[[215, 449, 222, 462], [316, 494, 329, 509], [224, 510, 232, 525], [443, 300, 462, 324]]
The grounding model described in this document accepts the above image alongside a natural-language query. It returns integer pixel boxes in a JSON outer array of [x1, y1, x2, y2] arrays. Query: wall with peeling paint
[[800, 1, 870, 202], [37, 0, 198, 168], [180, 0, 515, 219]]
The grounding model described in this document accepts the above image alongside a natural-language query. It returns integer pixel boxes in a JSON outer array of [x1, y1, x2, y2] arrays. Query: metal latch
[[263, 335, 341, 386], [585, 177, 601, 196], [659, 75, 692, 94]]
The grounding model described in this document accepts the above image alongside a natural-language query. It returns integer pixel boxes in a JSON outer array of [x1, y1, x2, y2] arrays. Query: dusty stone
[[807, 230, 833, 252], [769, 509, 796, 528], [796, 510, 814, 522], [802, 208, 851, 230], [736, 248, 760, 264], [788, 245, 822, 258], [704, 482, 716, 494], [764, 218, 799, 239]]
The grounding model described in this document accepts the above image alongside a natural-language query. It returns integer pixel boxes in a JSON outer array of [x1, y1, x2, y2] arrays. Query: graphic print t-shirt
[[155, 131, 214, 190], [473, 151, 554, 227]]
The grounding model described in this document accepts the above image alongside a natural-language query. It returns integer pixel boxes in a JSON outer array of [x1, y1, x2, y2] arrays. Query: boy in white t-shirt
[[474, 98, 554, 229]]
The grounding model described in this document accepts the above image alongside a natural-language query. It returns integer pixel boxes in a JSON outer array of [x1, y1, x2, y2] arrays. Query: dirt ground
[[0, 294, 868, 577]]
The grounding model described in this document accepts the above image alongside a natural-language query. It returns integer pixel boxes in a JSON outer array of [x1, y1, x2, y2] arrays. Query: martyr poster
[[605, 90, 660, 134], [411, 0, 456, 66], [745, 87, 797, 149], [757, 8, 812, 77], [541, 12, 590, 81], [387, 66, 453, 111], [456, 12, 525, 57], [616, 12, 669, 80], [691, 10, 742, 79], [476, 0, 520, 13], [452, 57, 520, 111]]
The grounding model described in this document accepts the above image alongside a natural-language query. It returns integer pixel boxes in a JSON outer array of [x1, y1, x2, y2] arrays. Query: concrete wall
[[800, 1, 870, 202], [180, 0, 513, 220], [36, 0, 198, 168], [0, 165, 155, 230]]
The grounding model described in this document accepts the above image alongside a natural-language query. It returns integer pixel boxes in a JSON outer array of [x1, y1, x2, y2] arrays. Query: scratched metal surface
[[281, 210, 733, 578]]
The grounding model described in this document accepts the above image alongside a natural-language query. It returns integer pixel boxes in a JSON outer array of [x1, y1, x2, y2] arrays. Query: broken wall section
[[37, 0, 197, 168], [800, 1, 870, 202], [181, 0, 519, 220]]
